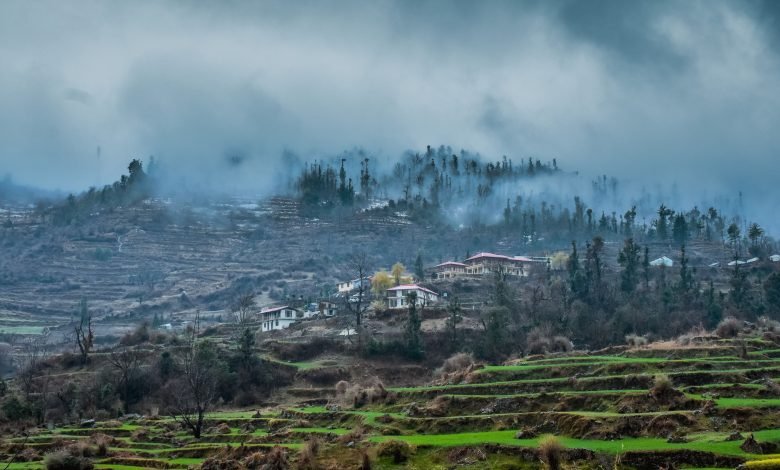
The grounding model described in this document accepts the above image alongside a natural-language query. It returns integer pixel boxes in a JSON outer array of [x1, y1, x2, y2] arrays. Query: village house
[[463, 252, 533, 277], [386, 284, 439, 309], [318, 300, 338, 317], [431, 252, 547, 280], [337, 277, 371, 294], [432, 261, 467, 280], [260, 305, 303, 332]]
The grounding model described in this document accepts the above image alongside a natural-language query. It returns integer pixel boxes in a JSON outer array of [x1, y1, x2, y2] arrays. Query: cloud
[[0, 0, 778, 226]]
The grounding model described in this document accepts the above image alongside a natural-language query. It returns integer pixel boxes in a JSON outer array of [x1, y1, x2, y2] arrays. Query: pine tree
[[414, 253, 425, 281], [403, 292, 424, 359], [618, 238, 640, 293]]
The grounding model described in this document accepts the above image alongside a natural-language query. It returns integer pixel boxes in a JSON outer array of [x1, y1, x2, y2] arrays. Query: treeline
[[295, 145, 558, 211], [46, 159, 156, 226], [455, 237, 780, 360], [293, 146, 774, 251], [0, 323, 293, 437]]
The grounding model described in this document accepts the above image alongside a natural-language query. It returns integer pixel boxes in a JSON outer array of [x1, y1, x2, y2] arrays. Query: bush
[[16, 447, 41, 462], [296, 437, 321, 470], [437, 353, 474, 376], [625, 334, 648, 348], [716, 316, 742, 338], [651, 374, 674, 397], [44, 451, 93, 470], [538, 435, 563, 470], [358, 450, 372, 470], [377, 440, 414, 464], [334, 380, 350, 395], [551, 336, 573, 353]]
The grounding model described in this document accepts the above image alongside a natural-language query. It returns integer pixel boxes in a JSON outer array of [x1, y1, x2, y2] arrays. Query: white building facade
[[386, 284, 439, 309]]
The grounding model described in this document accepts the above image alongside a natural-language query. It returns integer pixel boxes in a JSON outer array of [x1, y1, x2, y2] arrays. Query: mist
[[1, 0, 779, 221]]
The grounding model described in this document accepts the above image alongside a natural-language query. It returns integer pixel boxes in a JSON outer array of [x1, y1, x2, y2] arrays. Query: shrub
[[651, 374, 674, 397], [625, 334, 648, 348], [296, 437, 321, 470], [716, 316, 742, 338], [334, 380, 350, 395], [538, 435, 563, 470], [358, 450, 372, 470], [89, 433, 116, 457], [263, 446, 289, 470], [16, 447, 41, 462], [551, 336, 573, 353], [377, 440, 414, 464], [44, 451, 93, 470], [66, 441, 95, 458], [437, 353, 474, 376]]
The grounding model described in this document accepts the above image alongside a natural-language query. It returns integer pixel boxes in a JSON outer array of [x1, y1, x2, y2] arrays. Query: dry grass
[[715, 316, 742, 338], [538, 435, 563, 470]]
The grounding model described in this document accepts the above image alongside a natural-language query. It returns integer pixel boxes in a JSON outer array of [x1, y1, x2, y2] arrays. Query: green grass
[[371, 428, 780, 458]]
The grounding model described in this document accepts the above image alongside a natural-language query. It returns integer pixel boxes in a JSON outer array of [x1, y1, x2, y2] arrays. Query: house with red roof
[[463, 252, 534, 277], [432, 261, 467, 280]]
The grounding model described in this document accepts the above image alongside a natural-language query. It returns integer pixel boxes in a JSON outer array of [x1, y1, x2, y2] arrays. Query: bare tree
[[230, 292, 256, 325], [16, 337, 47, 398], [74, 298, 94, 365], [109, 348, 141, 413], [164, 332, 221, 438], [342, 252, 372, 336]]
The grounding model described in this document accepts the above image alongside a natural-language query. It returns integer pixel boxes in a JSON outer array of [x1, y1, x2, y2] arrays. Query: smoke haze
[[1, 0, 779, 220]]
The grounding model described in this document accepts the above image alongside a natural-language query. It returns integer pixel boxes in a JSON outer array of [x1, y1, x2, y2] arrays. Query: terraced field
[[4, 337, 780, 468]]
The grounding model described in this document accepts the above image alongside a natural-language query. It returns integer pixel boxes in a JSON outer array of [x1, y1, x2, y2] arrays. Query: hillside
[[3, 323, 780, 469]]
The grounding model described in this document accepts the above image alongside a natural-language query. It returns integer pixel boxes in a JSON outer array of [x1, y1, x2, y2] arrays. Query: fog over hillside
[[1, 0, 779, 227]]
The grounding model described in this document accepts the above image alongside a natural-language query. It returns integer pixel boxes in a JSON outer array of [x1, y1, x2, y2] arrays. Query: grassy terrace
[[370, 428, 780, 459], [5, 342, 780, 468]]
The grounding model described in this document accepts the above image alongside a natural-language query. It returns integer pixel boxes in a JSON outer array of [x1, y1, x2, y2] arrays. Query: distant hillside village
[[254, 251, 549, 331], [252, 248, 780, 333]]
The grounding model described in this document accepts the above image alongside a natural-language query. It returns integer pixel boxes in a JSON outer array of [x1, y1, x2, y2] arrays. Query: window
[[275, 320, 279, 326]]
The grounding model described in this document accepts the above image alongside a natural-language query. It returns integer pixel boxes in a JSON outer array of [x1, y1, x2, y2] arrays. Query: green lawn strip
[[714, 397, 780, 408], [94, 465, 159, 470], [681, 393, 780, 409], [204, 410, 260, 419], [289, 427, 350, 435], [0, 464, 43, 470], [391, 366, 780, 394], [260, 355, 336, 371], [369, 428, 780, 459], [481, 358, 780, 374], [438, 388, 649, 400], [295, 406, 688, 422], [153, 442, 303, 453], [291, 406, 404, 425]]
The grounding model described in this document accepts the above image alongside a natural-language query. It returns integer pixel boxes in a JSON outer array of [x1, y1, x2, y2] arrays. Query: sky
[[1, 0, 779, 214]]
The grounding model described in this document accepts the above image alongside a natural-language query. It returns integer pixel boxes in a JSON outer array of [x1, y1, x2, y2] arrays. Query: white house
[[771, 254, 780, 263], [386, 284, 439, 309], [433, 261, 467, 280], [337, 277, 370, 294], [650, 256, 674, 267], [463, 252, 534, 277], [260, 306, 302, 332]]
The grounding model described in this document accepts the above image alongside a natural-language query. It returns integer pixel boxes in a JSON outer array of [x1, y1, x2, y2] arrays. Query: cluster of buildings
[[259, 250, 548, 332]]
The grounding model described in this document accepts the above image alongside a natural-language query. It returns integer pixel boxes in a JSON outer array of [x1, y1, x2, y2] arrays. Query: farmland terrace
[[3, 333, 780, 468]]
